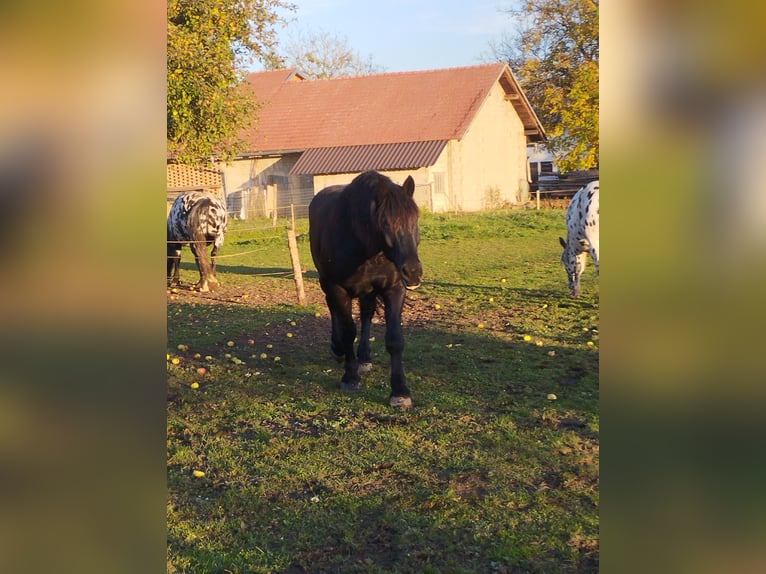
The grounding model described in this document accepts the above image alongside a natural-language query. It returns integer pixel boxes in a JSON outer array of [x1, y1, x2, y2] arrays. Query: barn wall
[[218, 154, 313, 219], [452, 82, 530, 211]]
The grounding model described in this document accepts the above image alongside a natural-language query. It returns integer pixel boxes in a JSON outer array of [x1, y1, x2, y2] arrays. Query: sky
[[254, 0, 521, 74]]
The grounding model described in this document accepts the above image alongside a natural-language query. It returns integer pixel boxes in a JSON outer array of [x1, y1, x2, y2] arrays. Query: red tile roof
[[240, 63, 545, 155]]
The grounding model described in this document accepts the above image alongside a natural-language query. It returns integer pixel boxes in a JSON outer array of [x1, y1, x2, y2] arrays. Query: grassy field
[[167, 208, 599, 573]]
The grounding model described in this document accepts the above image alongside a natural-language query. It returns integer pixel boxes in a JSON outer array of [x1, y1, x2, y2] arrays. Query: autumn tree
[[168, 0, 295, 164], [494, 0, 598, 171], [280, 29, 383, 79]]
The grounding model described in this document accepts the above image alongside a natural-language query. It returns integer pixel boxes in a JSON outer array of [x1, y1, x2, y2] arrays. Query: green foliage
[[500, 0, 599, 171], [167, 0, 295, 164]]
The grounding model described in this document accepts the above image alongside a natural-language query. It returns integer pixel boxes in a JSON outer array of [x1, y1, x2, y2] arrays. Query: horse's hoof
[[331, 350, 344, 363], [389, 396, 413, 409], [341, 381, 361, 391], [359, 362, 372, 373]]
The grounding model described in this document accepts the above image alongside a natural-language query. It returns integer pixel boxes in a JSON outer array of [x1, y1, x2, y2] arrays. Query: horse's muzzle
[[401, 261, 423, 290]]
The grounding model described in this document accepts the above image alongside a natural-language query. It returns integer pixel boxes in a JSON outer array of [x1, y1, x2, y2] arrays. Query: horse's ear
[[559, 237, 567, 249], [403, 176, 415, 197]]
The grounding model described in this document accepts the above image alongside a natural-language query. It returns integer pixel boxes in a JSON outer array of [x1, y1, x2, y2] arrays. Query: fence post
[[287, 229, 306, 305], [536, 189, 540, 210], [271, 184, 278, 227], [290, 203, 295, 232]]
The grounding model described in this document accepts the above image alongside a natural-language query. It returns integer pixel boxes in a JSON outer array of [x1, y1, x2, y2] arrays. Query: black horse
[[309, 171, 423, 408]]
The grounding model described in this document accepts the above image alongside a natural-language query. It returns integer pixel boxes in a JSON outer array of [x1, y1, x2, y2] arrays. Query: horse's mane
[[376, 179, 419, 234]]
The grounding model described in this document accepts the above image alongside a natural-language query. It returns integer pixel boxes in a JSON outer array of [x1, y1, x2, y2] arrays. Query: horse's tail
[[188, 200, 218, 291]]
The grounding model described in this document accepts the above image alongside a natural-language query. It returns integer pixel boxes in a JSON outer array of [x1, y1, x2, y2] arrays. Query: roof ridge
[[258, 61, 507, 83]]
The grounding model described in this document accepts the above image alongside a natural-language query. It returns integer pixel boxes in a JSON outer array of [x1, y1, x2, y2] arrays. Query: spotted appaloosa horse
[[559, 180, 599, 298], [167, 191, 228, 292], [309, 171, 423, 408]]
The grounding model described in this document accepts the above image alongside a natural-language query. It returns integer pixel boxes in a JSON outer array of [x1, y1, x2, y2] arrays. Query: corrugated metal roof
[[290, 141, 447, 175]]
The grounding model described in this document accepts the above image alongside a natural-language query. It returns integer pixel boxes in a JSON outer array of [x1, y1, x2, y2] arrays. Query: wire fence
[[166, 203, 312, 291], [166, 185, 583, 289]]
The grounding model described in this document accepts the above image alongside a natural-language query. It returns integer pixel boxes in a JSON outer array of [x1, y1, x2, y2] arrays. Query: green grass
[[167, 208, 599, 573]]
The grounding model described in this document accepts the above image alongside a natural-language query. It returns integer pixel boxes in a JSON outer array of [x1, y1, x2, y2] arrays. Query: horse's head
[[559, 236, 586, 297], [376, 175, 423, 289]]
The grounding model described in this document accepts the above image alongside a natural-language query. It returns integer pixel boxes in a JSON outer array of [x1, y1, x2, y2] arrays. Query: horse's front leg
[[189, 241, 207, 291], [167, 242, 182, 287], [382, 286, 412, 408], [190, 241, 218, 292], [589, 239, 599, 276], [573, 251, 588, 298], [325, 286, 360, 390], [207, 244, 221, 289], [357, 293, 377, 372], [210, 244, 220, 276]]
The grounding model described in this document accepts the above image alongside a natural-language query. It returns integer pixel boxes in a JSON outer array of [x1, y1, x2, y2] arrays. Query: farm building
[[208, 62, 546, 218]]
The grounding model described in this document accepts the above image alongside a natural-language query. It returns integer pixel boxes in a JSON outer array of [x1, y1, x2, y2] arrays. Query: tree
[[279, 29, 383, 79], [494, 0, 598, 171], [168, 0, 295, 164]]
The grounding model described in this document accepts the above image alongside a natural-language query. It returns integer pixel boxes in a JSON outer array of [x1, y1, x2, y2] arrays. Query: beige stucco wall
[[218, 153, 312, 219], [449, 82, 530, 211]]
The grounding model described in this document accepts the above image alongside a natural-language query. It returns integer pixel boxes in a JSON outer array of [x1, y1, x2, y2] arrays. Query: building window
[[540, 162, 554, 174], [433, 172, 446, 196]]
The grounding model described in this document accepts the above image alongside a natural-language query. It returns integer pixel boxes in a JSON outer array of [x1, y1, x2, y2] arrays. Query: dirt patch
[[166, 277, 469, 350], [167, 277, 326, 309]]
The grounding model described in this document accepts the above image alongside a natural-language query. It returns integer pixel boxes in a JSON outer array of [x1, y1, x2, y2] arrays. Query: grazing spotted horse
[[309, 171, 423, 408], [167, 191, 228, 292], [559, 180, 599, 298]]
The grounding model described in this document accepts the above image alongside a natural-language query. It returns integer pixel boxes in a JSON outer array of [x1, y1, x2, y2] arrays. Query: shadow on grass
[[167, 301, 599, 573]]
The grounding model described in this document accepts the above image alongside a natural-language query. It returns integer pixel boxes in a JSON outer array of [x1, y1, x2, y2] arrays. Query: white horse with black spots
[[167, 191, 228, 292], [559, 180, 599, 298]]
